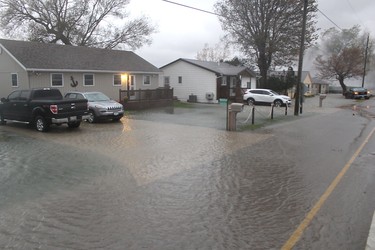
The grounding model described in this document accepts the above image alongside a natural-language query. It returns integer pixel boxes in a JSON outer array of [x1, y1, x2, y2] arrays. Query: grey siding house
[[0, 39, 161, 101]]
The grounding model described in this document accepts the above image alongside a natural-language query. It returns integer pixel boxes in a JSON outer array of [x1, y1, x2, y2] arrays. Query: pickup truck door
[[16, 90, 32, 121], [2, 90, 21, 120]]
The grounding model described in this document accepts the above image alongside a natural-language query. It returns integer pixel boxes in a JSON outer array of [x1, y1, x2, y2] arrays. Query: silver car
[[65, 91, 124, 123]]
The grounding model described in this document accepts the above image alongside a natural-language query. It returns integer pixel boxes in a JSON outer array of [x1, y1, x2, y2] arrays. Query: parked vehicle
[[304, 91, 315, 97], [344, 87, 370, 99], [243, 89, 292, 106], [0, 88, 89, 132], [64, 91, 124, 123]]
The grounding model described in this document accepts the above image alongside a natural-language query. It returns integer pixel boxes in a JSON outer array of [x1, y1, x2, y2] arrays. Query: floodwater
[[0, 101, 372, 249]]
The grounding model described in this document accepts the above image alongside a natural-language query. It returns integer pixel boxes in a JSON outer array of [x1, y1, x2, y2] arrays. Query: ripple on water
[[0, 122, 311, 249]]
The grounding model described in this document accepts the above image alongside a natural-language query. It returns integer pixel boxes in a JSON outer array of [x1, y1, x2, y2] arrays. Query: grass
[[172, 100, 195, 108]]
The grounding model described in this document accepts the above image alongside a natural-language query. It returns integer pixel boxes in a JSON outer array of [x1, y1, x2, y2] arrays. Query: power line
[[317, 8, 342, 31], [162, 0, 343, 32], [345, 0, 367, 30], [160, 0, 220, 16]]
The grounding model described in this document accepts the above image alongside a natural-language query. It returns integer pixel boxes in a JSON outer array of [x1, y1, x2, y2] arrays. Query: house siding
[[162, 60, 217, 103], [27, 72, 159, 101], [0, 49, 29, 96]]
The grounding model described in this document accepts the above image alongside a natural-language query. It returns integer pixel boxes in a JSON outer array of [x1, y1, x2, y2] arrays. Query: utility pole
[[362, 34, 370, 88], [294, 0, 308, 116]]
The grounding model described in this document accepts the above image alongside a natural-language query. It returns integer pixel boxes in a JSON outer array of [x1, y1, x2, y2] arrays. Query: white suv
[[243, 89, 292, 107]]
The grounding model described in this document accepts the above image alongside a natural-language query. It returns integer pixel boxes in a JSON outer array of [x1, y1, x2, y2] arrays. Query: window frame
[[11, 73, 18, 87], [164, 76, 170, 85], [113, 74, 122, 86], [178, 76, 182, 84], [143, 75, 151, 85], [51, 73, 64, 87], [83, 74, 95, 86]]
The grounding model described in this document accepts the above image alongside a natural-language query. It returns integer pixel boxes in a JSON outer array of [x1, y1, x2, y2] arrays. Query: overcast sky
[[129, 0, 375, 72]]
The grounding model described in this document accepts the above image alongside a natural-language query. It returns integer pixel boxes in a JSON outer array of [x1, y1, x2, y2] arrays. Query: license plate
[[70, 116, 77, 121]]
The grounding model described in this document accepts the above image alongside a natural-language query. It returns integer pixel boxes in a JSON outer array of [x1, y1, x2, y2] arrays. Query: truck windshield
[[85, 92, 110, 102]]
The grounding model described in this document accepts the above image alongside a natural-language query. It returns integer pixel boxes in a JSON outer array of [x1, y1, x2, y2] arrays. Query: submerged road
[[0, 94, 374, 249]]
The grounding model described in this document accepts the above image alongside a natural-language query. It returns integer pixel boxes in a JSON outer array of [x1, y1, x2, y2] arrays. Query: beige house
[[0, 39, 161, 101], [301, 72, 329, 94]]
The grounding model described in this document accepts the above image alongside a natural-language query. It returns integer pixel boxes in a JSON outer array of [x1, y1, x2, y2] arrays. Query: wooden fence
[[119, 88, 174, 110]]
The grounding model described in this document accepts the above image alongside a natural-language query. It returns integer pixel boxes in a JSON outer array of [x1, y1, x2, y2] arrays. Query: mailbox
[[319, 94, 327, 107], [319, 94, 327, 100], [229, 103, 244, 112]]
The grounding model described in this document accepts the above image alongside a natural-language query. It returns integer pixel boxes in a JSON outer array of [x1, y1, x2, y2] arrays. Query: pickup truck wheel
[[35, 116, 50, 132], [0, 113, 6, 125], [87, 110, 96, 123], [68, 121, 81, 128]]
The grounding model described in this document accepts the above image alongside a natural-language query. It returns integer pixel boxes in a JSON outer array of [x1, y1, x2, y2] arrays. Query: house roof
[[0, 39, 161, 73], [312, 77, 330, 85], [161, 58, 256, 76]]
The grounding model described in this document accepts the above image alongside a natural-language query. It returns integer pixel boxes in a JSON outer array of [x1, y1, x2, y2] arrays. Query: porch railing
[[119, 88, 174, 110]]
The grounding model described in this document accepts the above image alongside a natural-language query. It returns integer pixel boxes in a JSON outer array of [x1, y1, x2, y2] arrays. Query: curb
[[366, 211, 375, 250]]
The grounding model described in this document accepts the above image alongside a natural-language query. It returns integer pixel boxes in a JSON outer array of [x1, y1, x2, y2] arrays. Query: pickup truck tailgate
[[56, 100, 88, 118]]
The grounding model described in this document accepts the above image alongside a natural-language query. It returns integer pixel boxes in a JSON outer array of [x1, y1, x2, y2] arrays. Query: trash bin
[[219, 98, 228, 106]]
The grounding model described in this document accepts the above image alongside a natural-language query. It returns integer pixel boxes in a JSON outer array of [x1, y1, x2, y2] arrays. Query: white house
[[0, 39, 162, 101], [160, 58, 257, 103]]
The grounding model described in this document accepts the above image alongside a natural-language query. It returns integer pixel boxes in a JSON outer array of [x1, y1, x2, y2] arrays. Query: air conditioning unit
[[206, 92, 214, 100]]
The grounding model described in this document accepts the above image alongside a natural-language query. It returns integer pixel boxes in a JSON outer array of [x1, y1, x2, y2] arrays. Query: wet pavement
[[0, 94, 375, 249]]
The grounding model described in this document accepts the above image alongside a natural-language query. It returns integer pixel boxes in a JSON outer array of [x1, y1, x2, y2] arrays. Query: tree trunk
[[338, 76, 347, 94], [258, 53, 269, 88]]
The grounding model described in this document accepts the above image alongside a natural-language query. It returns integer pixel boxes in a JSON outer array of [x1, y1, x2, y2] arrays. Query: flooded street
[[1, 96, 375, 249]]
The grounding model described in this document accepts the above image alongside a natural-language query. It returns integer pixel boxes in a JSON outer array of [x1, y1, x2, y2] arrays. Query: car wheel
[[247, 98, 255, 105], [35, 116, 50, 132], [87, 110, 96, 123], [68, 121, 81, 128], [274, 99, 283, 107]]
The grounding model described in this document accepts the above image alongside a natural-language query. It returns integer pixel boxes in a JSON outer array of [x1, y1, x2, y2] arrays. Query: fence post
[[252, 106, 255, 125], [271, 104, 274, 119], [285, 105, 288, 116]]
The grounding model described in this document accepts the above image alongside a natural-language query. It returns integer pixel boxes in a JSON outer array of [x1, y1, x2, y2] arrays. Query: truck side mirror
[[1, 97, 8, 103]]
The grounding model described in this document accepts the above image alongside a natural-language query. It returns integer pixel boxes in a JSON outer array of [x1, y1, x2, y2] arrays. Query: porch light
[[121, 74, 128, 85]]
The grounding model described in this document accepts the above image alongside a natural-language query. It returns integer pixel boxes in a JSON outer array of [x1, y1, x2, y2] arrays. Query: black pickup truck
[[0, 88, 89, 132]]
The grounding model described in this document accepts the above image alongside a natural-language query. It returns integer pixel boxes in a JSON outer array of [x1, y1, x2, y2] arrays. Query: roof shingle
[[0, 39, 161, 73]]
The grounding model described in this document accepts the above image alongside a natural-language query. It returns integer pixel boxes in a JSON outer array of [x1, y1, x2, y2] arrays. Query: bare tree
[[215, 0, 318, 87], [0, 0, 156, 49], [314, 26, 373, 93], [196, 41, 231, 62]]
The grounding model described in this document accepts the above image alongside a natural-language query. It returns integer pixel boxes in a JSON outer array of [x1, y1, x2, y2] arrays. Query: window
[[221, 76, 227, 86], [8, 91, 20, 100], [51, 73, 63, 87], [143, 75, 151, 85], [164, 76, 170, 84], [178, 76, 182, 84], [83, 74, 94, 86], [19, 90, 30, 101], [113, 74, 121, 86], [11, 73, 18, 87]]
